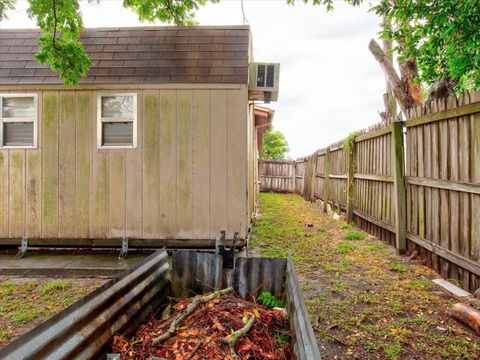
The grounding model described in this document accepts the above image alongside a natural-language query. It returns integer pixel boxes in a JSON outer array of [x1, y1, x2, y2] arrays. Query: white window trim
[[97, 92, 137, 149], [0, 93, 38, 149]]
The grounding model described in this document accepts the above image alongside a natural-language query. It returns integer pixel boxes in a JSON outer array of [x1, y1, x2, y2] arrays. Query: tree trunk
[[450, 303, 480, 334], [382, 17, 397, 123], [399, 59, 423, 105], [369, 39, 412, 114]]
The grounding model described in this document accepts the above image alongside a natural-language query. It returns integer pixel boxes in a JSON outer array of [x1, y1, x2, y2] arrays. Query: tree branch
[[52, 0, 57, 49], [152, 287, 233, 345], [221, 315, 255, 360], [368, 38, 412, 114]]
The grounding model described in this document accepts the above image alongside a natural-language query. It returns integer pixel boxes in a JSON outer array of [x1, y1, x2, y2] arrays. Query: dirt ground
[[0, 276, 106, 347], [250, 193, 480, 359]]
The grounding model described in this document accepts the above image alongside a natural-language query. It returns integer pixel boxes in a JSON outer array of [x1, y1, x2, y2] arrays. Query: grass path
[[250, 193, 480, 359], [0, 277, 104, 347]]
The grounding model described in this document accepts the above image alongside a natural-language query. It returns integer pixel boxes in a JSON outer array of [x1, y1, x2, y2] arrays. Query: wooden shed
[[0, 26, 257, 248]]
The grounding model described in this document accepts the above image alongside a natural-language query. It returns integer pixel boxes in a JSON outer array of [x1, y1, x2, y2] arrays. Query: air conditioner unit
[[248, 62, 280, 103]]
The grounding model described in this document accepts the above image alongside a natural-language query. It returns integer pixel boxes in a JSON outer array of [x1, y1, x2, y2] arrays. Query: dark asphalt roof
[[0, 26, 250, 85]]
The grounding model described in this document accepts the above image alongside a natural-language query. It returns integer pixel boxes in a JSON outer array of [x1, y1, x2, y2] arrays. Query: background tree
[[260, 130, 290, 160], [0, 0, 215, 85]]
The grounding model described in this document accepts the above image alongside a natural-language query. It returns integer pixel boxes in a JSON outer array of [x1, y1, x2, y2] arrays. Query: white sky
[[1, 0, 386, 158]]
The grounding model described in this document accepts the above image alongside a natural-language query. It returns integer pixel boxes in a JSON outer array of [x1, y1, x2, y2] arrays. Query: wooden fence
[[259, 91, 480, 293], [259, 159, 306, 193]]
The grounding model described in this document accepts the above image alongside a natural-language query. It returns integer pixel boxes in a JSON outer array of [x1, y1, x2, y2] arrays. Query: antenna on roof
[[240, 0, 249, 25]]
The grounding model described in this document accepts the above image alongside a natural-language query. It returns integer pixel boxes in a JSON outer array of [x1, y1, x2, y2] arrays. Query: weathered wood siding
[[0, 85, 250, 245]]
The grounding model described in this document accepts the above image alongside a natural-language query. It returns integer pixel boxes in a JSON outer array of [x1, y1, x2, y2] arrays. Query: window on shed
[[0, 94, 38, 148], [97, 93, 137, 148]]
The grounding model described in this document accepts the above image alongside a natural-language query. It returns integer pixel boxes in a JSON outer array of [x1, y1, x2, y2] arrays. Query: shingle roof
[[0, 26, 250, 85]]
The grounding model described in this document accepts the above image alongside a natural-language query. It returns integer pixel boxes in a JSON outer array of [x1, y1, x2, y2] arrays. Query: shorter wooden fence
[[259, 90, 480, 293], [259, 159, 306, 193]]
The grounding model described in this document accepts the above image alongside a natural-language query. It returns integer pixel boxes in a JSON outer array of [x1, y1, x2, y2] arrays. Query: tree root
[[221, 315, 255, 360], [185, 339, 205, 360], [152, 287, 233, 345]]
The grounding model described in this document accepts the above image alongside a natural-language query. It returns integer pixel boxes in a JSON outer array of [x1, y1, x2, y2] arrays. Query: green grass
[[389, 261, 408, 273], [249, 193, 480, 360], [0, 281, 18, 296], [39, 280, 71, 294], [336, 242, 357, 254], [344, 230, 366, 240], [11, 309, 40, 323], [0, 328, 11, 343], [0, 278, 102, 347]]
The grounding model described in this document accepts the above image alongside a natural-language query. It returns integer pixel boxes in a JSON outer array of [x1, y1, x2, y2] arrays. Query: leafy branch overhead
[[0, 0, 217, 86]]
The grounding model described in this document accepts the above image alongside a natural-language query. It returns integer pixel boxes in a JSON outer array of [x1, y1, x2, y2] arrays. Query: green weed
[[0, 281, 18, 296], [384, 342, 402, 360], [344, 230, 365, 240], [0, 328, 11, 342], [407, 277, 432, 290], [11, 308, 39, 323], [336, 242, 357, 254], [257, 291, 285, 309], [389, 261, 408, 273], [40, 281, 71, 294]]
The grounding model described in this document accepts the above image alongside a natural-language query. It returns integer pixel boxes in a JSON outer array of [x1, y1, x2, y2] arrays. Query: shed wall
[[0, 85, 249, 246]]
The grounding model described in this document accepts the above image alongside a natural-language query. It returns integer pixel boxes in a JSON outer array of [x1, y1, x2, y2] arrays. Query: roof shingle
[[0, 26, 250, 85]]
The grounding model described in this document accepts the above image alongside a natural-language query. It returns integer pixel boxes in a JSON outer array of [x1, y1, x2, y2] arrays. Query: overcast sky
[[1, 0, 386, 158]]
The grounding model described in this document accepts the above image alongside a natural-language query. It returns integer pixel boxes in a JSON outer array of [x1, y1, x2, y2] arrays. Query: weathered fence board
[[259, 159, 306, 193]]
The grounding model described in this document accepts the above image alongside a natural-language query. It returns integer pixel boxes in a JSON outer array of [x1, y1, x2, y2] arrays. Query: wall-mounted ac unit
[[248, 63, 280, 103]]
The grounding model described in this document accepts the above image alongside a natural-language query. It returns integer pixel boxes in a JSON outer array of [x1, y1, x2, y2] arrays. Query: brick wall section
[[0, 26, 250, 84]]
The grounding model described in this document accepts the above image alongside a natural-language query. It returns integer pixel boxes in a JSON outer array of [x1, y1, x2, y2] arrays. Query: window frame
[[0, 93, 38, 149], [96, 92, 137, 149]]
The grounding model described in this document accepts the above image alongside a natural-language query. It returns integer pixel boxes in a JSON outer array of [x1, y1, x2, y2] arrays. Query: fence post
[[392, 121, 406, 254], [346, 141, 355, 223], [323, 148, 330, 213], [292, 160, 296, 193], [310, 153, 318, 201]]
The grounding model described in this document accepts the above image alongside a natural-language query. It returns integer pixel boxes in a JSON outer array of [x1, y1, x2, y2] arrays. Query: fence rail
[[258, 90, 480, 293]]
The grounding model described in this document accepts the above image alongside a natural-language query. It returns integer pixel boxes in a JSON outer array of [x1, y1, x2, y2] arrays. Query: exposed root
[[221, 315, 255, 360]]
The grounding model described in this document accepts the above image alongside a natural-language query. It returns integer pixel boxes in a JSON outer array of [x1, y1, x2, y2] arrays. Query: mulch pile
[[112, 292, 292, 360]]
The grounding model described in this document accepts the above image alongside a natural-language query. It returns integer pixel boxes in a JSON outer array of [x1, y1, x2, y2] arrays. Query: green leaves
[[257, 291, 286, 309], [371, 0, 480, 91], [123, 0, 217, 26], [35, 33, 91, 86], [27, 0, 90, 86], [0, 0, 15, 21], [260, 129, 290, 160]]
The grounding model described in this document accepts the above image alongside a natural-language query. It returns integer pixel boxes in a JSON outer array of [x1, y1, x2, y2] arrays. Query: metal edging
[[0, 249, 170, 360]]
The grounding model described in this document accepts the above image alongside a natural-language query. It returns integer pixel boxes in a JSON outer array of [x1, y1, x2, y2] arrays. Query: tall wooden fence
[[260, 91, 480, 293]]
